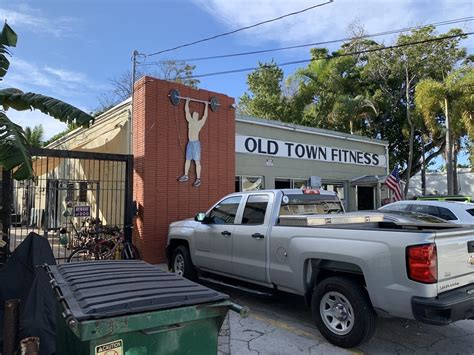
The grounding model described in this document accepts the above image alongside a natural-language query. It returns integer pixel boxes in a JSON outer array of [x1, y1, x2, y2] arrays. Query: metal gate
[[0, 147, 133, 263]]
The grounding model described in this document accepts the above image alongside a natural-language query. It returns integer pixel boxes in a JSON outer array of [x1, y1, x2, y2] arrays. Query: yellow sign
[[95, 340, 123, 355]]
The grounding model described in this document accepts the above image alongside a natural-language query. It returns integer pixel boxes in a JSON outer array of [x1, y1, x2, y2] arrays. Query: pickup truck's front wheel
[[311, 277, 376, 348], [171, 246, 197, 281]]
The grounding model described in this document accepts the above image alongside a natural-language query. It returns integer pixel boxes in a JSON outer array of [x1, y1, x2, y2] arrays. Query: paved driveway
[[212, 282, 474, 355]]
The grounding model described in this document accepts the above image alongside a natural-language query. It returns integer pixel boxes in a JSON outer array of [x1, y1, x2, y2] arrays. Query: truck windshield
[[280, 194, 344, 216]]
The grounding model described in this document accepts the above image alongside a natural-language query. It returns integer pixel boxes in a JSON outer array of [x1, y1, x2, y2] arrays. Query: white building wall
[[407, 169, 474, 198]]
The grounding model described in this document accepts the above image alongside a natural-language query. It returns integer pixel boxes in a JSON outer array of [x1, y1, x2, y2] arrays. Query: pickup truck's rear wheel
[[311, 276, 376, 348], [171, 246, 197, 281]]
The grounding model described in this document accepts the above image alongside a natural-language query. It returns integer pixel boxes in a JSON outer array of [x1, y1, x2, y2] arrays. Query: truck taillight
[[406, 243, 437, 284]]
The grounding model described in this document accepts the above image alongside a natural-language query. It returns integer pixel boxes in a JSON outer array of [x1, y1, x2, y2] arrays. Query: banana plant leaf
[[0, 88, 94, 126], [0, 22, 17, 80], [0, 112, 33, 179]]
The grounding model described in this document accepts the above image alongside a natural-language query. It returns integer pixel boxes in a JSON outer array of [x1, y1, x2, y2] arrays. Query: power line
[[178, 32, 473, 79], [145, 0, 334, 57], [137, 17, 473, 66]]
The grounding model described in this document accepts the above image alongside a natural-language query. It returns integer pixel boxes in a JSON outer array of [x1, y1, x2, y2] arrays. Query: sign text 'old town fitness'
[[236, 135, 387, 167]]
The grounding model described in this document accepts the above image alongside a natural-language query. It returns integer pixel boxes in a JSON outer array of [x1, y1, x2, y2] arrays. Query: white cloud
[[43, 67, 88, 85], [0, 6, 79, 38], [192, 0, 473, 51], [6, 58, 106, 99]]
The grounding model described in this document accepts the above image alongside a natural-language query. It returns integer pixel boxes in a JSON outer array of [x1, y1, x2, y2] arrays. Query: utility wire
[[146, 0, 334, 57], [137, 17, 473, 65], [177, 32, 473, 79]]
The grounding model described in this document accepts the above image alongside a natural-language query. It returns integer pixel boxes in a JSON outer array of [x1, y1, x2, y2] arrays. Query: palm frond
[[0, 88, 94, 126], [0, 111, 33, 179], [0, 22, 17, 80]]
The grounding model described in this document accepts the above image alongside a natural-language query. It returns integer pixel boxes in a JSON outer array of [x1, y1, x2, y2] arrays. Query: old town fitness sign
[[236, 135, 387, 167]]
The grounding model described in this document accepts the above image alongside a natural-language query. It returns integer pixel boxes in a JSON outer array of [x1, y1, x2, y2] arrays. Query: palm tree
[[24, 125, 44, 147], [0, 23, 93, 179], [415, 67, 474, 194]]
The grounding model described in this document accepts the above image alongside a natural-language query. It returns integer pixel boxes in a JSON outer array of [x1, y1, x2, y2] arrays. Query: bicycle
[[67, 226, 140, 262]]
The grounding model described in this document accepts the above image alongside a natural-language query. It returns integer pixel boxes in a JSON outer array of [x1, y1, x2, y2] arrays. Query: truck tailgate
[[435, 228, 474, 293]]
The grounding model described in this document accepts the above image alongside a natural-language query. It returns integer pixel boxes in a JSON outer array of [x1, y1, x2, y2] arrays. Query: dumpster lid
[[46, 261, 229, 321]]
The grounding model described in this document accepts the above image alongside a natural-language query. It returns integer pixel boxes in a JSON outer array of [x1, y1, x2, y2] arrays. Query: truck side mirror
[[195, 212, 207, 223]]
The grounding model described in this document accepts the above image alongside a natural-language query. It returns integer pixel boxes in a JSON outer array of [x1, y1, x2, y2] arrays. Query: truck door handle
[[252, 233, 264, 239], [221, 231, 232, 236]]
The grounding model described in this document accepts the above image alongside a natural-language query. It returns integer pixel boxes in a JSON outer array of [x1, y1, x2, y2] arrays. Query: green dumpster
[[44, 260, 247, 355]]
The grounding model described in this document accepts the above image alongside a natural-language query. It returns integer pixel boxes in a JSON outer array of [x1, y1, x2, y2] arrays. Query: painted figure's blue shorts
[[186, 140, 201, 161]]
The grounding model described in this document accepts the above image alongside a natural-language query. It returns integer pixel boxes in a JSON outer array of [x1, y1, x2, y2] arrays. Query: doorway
[[357, 186, 375, 210]]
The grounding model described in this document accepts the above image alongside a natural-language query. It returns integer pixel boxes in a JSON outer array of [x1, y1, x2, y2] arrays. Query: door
[[231, 193, 271, 282], [357, 186, 375, 210], [194, 196, 242, 274]]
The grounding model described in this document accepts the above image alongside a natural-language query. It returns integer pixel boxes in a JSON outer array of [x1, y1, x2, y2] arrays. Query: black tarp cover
[[0, 232, 57, 355]]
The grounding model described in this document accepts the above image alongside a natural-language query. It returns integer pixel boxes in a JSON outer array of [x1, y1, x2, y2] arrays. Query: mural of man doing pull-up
[[178, 98, 208, 187]]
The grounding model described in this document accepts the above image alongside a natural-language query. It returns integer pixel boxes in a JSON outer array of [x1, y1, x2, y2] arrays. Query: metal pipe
[[230, 303, 250, 318], [3, 299, 20, 355], [168, 94, 221, 106]]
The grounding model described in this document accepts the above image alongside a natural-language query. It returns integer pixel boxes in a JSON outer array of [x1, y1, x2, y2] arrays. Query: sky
[[1, 0, 473, 166]]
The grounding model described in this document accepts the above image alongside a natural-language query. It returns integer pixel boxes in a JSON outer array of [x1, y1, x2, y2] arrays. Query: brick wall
[[132, 77, 235, 264]]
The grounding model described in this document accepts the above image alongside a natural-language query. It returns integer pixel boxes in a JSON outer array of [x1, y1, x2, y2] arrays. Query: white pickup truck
[[166, 189, 474, 348]]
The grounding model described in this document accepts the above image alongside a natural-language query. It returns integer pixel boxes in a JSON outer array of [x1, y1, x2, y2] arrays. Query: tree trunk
[[421, 135, 426, 196], [404, 73, 414, 198], [453, 141, 459, 195], [445, 98, 454, 195]]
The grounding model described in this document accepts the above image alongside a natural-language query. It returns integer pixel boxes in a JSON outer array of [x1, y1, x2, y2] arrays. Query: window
[[380, 203, 409, 212], [242, 195, 269, 225], [409, 204, 439, 217], [235, 176, 264, 192], [292, 179, 307, 189], [275, 178, 291, 189], [208, 196, 242, 224], [322, 182, 345, 202], [235, 177, 241, 192], [275, 178, 308, 189], [280, 194, 344, 216], [466, 209, 474, 217], [437, 207, 457, 221]]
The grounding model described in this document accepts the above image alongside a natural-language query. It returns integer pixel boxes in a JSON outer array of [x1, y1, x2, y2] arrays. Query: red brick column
[[132, 77, 235, 264]]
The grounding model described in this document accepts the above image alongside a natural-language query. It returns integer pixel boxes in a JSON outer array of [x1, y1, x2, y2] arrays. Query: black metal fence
[[1, 148, 133, 263]]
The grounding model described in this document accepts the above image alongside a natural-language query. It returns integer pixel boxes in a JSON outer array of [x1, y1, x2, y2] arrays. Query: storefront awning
[[351, 175, 387, 186]]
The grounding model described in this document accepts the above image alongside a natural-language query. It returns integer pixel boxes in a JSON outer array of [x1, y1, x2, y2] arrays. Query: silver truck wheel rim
[[174, 254, 185, 276], [320, 291, 354, 335]]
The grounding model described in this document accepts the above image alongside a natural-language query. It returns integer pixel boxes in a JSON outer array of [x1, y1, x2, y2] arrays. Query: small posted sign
[[73, 205, 91, 217], [95, 340, 123, 355]]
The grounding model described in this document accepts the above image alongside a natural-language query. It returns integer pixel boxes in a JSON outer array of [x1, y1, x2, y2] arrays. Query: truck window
[[280, 194, 343, 216], [409, 204, 439, 218], [380, 203, 409, 212], [437, 207, 458, 221], [242, 195, 269, 225], [208, 196, 242, 224]]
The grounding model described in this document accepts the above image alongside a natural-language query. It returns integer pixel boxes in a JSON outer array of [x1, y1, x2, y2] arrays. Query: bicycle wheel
[[67, 247, 99, 262], [121, 243, 141, 260]]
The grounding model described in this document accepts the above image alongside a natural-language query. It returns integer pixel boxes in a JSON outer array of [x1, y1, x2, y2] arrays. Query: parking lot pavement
[[210, 282, 474, 355]]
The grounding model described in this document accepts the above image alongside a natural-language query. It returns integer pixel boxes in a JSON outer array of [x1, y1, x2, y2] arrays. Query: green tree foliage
[[364, 26, 467, 194], [239, 26, 470, 189], [238, 61, 295, 121], [415, 67, 474, 192], [24, 125, 44, 147], [0, 23, 93, 179]]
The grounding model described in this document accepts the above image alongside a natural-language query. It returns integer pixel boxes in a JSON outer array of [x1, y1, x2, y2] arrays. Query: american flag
[[385, 168, 403, 201]]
